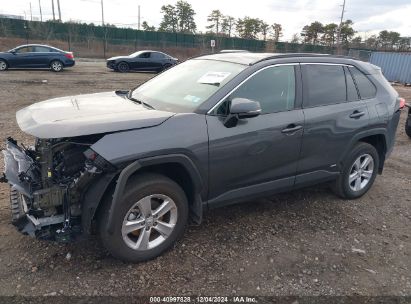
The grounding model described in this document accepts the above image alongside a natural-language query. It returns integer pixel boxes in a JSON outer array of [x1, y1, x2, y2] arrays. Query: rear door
[[150, 52, 165, 70], [296, 63, 369, 185], [31, 46, 53, 67]]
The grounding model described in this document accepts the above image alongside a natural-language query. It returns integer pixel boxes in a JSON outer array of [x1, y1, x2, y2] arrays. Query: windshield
[[131, 59, 246, 112]]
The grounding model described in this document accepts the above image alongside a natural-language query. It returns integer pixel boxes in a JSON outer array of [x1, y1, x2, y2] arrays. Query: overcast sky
[[2, 0, 410, 40]]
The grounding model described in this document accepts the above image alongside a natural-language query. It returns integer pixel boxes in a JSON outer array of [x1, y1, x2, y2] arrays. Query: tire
[[50, 60, 64, 72], [10, 187, 25, 224], [117, 62, 130, 73], [0, 59, 8, 71], [332, 142, 379, 199], [405, 117, 411, 138], [99, 173, 189, 262]]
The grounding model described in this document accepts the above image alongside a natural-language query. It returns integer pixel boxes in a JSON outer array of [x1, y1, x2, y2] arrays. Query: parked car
[[1, 53, 403, 262], [0, 44, 75, 72], [405, 102, 411, 138], [106, 50, 178, 73]]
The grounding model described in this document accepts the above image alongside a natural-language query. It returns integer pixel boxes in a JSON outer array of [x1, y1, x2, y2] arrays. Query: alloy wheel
[[121, 194, 178, 251], [51, 61, 62, 72], [348, 153, 374, 192], [0, 60, 7, 71]]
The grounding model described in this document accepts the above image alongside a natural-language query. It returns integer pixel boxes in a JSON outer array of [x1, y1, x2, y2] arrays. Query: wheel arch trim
[[339, 128, 388, 173], [106, 154, 204, 234]]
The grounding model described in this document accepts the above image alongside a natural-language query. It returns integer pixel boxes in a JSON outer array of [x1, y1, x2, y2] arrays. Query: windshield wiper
[[126, 92, 155, 110]]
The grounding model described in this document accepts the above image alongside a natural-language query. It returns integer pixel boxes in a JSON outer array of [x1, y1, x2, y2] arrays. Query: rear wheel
[[50, 60, 63, 72], [332, 142, 379, 199], [99, 173, 188, 262], [0, 60, 8, 71], [117, 62, 130, 73]]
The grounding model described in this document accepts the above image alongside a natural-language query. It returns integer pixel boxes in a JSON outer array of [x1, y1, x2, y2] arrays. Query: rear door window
[[348, 67, 377, 99], [152, 52, 165, 59], [303, 64, 347, 107], [33, 46, 52, 52]]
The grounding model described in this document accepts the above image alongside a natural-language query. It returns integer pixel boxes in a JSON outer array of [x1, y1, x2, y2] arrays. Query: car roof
[[14, 44, 64, 51], [196, 52, 378, 74]]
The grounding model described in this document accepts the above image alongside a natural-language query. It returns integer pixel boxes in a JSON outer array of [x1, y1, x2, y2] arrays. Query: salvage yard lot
[[0, 61, 410, 296]]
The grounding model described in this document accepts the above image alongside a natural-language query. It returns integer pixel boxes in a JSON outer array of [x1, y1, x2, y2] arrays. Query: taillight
[[64, 52, 74, 59], [399, 97, 406, 109]]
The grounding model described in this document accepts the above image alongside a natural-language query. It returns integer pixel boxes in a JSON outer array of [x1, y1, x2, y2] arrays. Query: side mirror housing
[[230, 98, 261, 119], [223, 98, 261, 127], [10, 50, 16, 55]]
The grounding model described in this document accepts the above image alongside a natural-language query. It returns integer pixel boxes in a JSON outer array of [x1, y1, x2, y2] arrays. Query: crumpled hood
[[16, 91, 174, 138]]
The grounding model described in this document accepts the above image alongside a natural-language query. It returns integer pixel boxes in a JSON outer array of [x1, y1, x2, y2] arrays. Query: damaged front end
[[2, 136, 113, 242]]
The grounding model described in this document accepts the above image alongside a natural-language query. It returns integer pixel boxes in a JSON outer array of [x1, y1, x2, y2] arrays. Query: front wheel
[[99, 173, 188, 262], [117, 61, 130, 73], [332, 142, 379, 199], [50, 60, 63, 72], [0, 59, 8, 71]]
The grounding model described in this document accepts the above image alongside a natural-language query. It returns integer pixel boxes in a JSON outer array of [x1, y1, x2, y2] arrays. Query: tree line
[[143, 0, 284, 41], [296, 21, 409, 51], [140, 0, 409, 51]]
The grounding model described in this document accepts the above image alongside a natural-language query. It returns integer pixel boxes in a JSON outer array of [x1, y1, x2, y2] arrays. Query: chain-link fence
[[1, 18, 343, 59]]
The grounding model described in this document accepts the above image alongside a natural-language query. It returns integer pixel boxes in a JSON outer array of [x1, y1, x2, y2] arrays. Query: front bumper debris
[[2, 138, 68, 240]]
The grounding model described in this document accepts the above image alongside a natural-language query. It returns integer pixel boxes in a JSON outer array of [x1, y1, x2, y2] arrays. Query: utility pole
[[101, 0, 105, 26], [336, 0, 346, 54], [30, 2, 33, 21], [51, 0, 55, 21], [38, 0, 43, 22], [57, 0, 61, 21], [138, 5, 141, 30], [101, 0, 106, 58]]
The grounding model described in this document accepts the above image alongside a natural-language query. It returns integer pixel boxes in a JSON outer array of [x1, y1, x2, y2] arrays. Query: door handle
[[281, 124, 303, 134], [349, 111, 365, 119]]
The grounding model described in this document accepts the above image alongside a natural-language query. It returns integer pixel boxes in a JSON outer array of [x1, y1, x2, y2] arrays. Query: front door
[[206, 64, 304, 207], [9, 46, 35, 68]]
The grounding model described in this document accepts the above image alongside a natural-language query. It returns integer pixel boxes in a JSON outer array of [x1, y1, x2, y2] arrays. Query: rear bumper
[[64, 60, 75, 67]]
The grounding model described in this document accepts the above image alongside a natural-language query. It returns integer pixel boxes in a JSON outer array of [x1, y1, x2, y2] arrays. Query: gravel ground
[[0, 62, 410, 297]]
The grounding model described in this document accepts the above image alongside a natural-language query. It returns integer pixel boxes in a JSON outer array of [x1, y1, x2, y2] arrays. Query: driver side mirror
[[223, 98, 261, 127], [10, 50, 16, 55]]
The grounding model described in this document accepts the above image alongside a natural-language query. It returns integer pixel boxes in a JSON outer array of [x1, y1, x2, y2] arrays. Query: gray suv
[[1, 53, 403, 262]]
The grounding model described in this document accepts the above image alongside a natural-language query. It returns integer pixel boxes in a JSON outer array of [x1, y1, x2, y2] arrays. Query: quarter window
[[217, 65, 296, 115], [349, 67, 377, 99], [303, 64, 346, 107], [344, 67, 359, 101]]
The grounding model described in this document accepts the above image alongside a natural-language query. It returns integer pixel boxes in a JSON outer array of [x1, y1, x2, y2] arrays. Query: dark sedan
[[0, 44, 75, 72], [106, 50, 178, 73]]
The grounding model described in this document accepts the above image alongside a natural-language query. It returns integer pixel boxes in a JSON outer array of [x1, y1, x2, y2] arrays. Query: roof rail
[[253, 53, 356, 65]]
